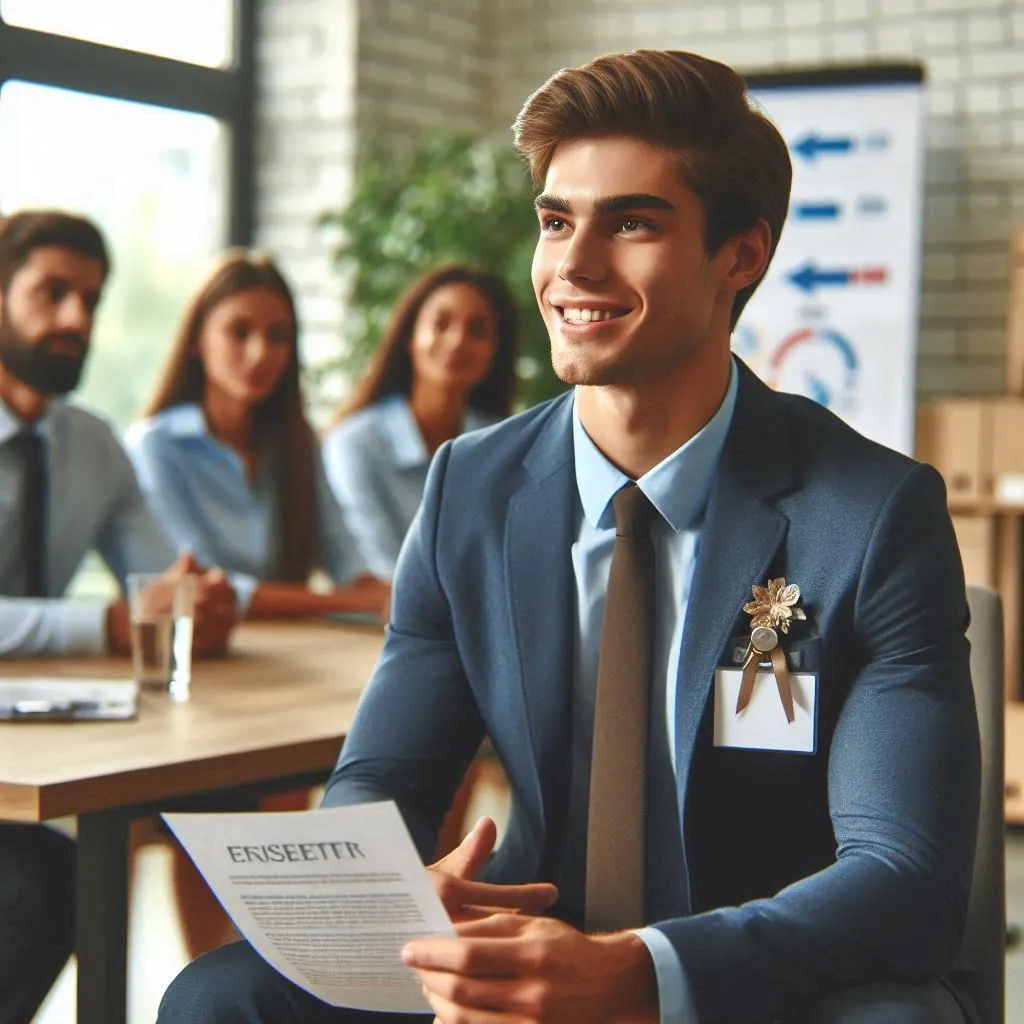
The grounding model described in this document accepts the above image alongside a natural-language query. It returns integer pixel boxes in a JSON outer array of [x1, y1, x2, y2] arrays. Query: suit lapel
[[506, 396, 577, 864], [673, 366, 796, 815]]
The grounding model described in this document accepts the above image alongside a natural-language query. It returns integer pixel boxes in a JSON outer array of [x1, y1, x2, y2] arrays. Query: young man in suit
[[0, 209, 237, 1024], [159, 51, 979, 1024]]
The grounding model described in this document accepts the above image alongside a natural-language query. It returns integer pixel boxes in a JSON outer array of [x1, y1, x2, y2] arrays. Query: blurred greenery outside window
[[0, 1, 242, 599]]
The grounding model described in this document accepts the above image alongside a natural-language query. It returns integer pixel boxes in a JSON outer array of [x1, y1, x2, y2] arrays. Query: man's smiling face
[[531, 135, 741, 388]]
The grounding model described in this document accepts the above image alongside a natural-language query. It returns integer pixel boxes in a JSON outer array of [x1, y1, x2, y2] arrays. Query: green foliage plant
[[319, 133, 565, 409]]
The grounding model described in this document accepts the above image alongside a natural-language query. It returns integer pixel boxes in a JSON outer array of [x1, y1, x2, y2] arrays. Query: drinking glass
[[127, 572, 196, 702]]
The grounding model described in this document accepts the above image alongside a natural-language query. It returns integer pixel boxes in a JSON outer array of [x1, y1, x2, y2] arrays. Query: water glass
[[127, 573, 196, 702]]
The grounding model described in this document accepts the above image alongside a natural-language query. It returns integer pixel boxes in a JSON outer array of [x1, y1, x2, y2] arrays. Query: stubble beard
[[0, 317, 87, 396]]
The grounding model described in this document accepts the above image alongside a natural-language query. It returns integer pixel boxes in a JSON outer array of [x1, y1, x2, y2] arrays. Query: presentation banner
[[736, 66, 925, 455]]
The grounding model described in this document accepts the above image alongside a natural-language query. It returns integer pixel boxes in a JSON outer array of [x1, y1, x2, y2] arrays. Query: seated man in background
[[0, 209, 236, 1024], [161, 50, 979, 1024]]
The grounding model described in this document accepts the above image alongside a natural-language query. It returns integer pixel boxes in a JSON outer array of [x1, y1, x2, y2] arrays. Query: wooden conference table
[[0, 620, 384, 1024]]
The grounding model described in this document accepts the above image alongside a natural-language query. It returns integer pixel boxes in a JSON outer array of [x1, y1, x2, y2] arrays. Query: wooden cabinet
[[951, 515, 996, 589], [916, 403, 1024, 707], [1006, 225, 1024, 398], [916, 401, 988, 504]]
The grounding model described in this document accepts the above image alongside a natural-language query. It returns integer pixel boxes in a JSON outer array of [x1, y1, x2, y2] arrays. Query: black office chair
[[805, 585, 1005, 1023]]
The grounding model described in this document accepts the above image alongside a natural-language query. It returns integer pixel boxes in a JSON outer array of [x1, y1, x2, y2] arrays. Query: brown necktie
[[585, 482, 657, 931]]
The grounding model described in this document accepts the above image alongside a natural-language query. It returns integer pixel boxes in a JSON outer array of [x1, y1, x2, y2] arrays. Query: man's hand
[[158, 554, 237, 657], [105, 600, 132, 654], [108, 555, 236, 656], [402, 913, 659, 1024], [428, 817, 558, 924]]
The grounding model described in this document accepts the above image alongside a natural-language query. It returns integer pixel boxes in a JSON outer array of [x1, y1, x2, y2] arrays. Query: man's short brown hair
[[0, 209, 111, 292], [513, 50, 792, 327]]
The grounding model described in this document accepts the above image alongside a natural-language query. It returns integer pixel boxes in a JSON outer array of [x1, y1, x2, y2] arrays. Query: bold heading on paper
[[226, 841, 366, 864]]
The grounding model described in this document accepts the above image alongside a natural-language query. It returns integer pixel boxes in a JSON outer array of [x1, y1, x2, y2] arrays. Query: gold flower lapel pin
[[736, 578, 806, 724], [742, 578, 807, 634]]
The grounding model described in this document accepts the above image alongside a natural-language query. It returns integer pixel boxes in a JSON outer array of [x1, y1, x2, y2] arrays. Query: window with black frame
[[0, 0, 253, 428], [0, 0, 254, 596]]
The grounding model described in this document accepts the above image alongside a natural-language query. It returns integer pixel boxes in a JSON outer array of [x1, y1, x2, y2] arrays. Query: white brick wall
[[255, 0, 1024, 401], [254, 0, 489, 416], [253, 0, 358, 398], [356, 0, 488, 144]]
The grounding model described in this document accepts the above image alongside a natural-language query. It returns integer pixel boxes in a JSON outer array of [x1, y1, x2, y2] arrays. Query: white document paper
[[713, 668, 818, 754], [163, 802, 453, 1013]]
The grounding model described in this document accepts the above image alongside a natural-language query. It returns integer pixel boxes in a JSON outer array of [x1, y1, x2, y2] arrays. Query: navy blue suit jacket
[[323, 363, 980, 1022]]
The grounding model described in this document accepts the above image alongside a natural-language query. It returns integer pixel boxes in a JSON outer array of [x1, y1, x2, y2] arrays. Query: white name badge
[[713, 667, 818, 754]]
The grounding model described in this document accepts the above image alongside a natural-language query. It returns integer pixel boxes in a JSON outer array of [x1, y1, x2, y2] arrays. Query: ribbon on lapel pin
[[735, 578, 806, 724]]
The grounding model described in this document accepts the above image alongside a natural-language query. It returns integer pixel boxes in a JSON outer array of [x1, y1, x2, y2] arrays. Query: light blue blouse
[[321, 395, 497, 580], [126, 404, 367, 613]]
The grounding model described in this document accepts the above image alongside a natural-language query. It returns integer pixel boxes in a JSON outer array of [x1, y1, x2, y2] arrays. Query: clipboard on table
[[0, 679, 139, 721]]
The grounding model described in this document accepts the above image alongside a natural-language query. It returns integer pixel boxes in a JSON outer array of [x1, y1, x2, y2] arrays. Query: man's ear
[[722, 218, 773, 293]]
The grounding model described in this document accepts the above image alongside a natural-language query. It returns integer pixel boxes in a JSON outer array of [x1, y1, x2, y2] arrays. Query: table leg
[[76, 810, 130, 1024]]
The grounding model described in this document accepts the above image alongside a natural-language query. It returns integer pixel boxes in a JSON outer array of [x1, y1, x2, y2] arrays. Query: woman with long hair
[[323, 263, 519, 579], [127, 251, 390, 959], [128, 251, 388, 619]]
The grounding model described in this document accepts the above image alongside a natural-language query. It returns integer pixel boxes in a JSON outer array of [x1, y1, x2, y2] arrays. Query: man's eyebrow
[[533, 193, 676, 214], [36, 274, 101, 304], [595, 193, 676, 213], [534, 193, 570, 213], [33, 273, 72, 293]]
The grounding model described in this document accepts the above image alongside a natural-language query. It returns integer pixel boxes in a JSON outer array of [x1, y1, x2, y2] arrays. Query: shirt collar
[[0, 396, 64, 447], [377, 396, 428, 469], [572, 358, 739, 533], [380, 396, 492, 470], [153, 402, 209, 438]]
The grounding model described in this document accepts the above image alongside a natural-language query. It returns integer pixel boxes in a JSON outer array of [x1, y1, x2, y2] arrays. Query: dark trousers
[[157, 941, 422, 1024], [159, 939, 967, 1024], [0, 824, 75, 1024]]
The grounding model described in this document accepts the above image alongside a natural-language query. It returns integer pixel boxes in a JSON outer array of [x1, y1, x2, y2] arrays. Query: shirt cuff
[[62, 602, 108, 655], [635, 927, 698, 1024], [228, 572, 258, 617]]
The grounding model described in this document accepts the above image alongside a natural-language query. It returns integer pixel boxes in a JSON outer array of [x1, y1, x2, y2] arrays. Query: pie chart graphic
[[765, 327, 859, 413]]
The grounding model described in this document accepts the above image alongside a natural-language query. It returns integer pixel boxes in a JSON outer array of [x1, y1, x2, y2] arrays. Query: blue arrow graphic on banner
[[789, 263, 850, 292], [792, 133, 855, 162], [794, 201, 841, 220], [788, 262, 889, 293]]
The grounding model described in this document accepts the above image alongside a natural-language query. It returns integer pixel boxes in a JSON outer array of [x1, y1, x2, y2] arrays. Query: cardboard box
[[951, 514, 996, 588], [1006, 704, 1024, 821], [1007, 224, 1024, 396], [915, 400, 987, 504], [988, 400, 1024, 505]]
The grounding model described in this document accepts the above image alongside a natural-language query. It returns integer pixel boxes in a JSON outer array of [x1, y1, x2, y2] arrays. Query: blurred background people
[[127, 252, 388, 620], [0, 208, 236, 1024], [126, 251, 391, 959], [322, 264, 519, 579]]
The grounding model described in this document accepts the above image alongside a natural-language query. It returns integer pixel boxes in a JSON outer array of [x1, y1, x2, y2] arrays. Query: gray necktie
[[585, 482, 657, 931]]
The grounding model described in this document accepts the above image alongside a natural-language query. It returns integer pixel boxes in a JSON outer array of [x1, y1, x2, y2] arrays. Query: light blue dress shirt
[[0, 399, 175, 655], [571, 361, 738, 1023], [126, 404, 368, 614], [322, 395, 497, 580]]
